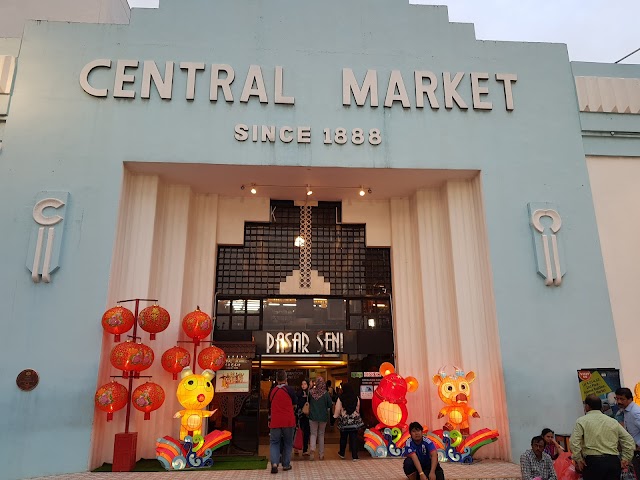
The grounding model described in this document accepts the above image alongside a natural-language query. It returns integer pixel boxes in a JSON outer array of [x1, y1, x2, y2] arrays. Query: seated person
[[403, 422, 445, 480], [520, 435, 557, 480], [541, 428, 564, 460]]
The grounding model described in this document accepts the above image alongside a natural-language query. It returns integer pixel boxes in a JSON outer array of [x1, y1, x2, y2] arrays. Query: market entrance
[[258, 358, 348, 444], [211, 296, 395, 452], [211, 200, 395, 453]]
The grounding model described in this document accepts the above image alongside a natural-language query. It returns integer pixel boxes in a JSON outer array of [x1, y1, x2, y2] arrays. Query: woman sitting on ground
[[541, 428, 564, 460]]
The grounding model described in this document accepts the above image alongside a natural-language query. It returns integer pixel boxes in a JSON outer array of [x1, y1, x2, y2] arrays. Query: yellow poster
[[578, 370, 612, 401]]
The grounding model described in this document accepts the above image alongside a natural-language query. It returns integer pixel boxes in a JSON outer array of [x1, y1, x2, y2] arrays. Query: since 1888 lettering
[[234, 124, 382, 145]]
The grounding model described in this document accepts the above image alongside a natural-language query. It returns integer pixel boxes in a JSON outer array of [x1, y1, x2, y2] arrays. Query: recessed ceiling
[[125, 162, 479, 201]]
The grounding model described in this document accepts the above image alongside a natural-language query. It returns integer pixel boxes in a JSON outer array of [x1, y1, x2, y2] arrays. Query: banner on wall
[[577, 368, 621, 419], [216, 358, 251, 393], [352, 371, 382, 400]]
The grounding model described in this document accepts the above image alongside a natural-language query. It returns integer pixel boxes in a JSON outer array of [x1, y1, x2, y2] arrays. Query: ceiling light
[[306, 185, 313, 196], [294, 236, 305, 247], [250, 184, 257, 194], [359, 187, 366, 196], [368, 318, 376, 328]]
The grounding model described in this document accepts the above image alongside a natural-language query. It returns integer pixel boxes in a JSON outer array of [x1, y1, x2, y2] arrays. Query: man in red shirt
[[269, 370, 297, 474]]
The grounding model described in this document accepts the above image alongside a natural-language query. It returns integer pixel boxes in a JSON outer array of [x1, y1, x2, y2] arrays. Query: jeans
[[309, 420, 327, 456], [339, 429, 359, 459], [402, 458, 445, 479], [299, 415, 310, 453], [583, 455, 621, 480], [270, 427, 295, 467]]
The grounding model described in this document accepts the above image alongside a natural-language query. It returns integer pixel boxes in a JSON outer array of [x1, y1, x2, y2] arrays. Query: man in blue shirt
[[403, 422, 445, 480], [615, 387, 640, 476]]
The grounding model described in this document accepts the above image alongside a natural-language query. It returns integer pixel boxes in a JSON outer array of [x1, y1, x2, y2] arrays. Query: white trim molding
[[575, 76, 640, 114]]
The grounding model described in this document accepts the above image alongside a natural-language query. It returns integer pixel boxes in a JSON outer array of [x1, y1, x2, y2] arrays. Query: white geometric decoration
[[528, 203, 565, 287], [280, 269, 331, 295], [299, 205, 312, 289], [27, 192, 69, 284], [0, 55, 16, 116], [575, 76, 640, 114]]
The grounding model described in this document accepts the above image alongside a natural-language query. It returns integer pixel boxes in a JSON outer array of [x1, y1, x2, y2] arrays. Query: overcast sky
[[127, 0, 640, 64]]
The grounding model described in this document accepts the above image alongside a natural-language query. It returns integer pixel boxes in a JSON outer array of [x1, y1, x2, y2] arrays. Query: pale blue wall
[[0, 1, 622, 477]]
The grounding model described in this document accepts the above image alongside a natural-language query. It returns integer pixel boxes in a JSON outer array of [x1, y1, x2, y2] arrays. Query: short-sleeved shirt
[[404, 438, 436, 464]]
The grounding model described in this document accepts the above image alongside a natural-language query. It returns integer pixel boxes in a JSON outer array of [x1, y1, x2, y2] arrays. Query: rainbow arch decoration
[[156, 430, 231, 470], [434, 428, 499, 463], [364, 425, 498, 464], [364, 425, 410, 458]]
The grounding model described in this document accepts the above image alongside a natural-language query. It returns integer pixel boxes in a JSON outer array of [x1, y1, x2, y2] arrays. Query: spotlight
[[359, 186, 366, 196], [306, 185, 313, 196], [250, 184, 257, 194]]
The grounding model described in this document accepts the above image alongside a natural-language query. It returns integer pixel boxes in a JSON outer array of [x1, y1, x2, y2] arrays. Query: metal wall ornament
[[16, 369, 39, 391], [26, 192, 69, 283], [528, 203, 566, 287]]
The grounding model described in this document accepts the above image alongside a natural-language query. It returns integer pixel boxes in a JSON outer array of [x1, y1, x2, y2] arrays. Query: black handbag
[[337, 410, 364, 431]]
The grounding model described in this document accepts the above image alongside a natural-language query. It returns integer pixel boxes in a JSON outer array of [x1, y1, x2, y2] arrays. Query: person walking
[[615, 387, 640, 476], [296, 379, 311, 456], [333, 382, 364, 460], [308, 376, 333, 461], [570, 394, 635, 480], [269, 370, 297, 474]]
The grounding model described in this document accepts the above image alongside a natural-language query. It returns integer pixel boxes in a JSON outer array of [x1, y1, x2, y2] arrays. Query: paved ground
[[28, 438, 521, 480], [28, 457, 521, 480]]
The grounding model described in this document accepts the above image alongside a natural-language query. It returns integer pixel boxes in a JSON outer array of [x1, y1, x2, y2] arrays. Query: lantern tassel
[[144, 412, 150, 420], [107, 412, 113, 421], [150, 333, 156, 340], [173, 373, 178, 380], [114, 334, 121, 342]]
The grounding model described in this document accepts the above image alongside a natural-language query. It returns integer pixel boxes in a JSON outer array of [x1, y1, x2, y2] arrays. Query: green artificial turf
[[93, 456, 268, 472]]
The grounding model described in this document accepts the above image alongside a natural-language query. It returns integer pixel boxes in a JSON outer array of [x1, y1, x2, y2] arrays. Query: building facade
[[1, 1, 639, 478]]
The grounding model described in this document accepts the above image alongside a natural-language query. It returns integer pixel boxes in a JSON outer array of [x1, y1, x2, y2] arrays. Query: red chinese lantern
[[198, 345, 227, 372], [95, 381, 128, 421], [161, 346, 191, 379], [182, 307, 212, 346], [132, 382, 165, 420], [138, 304, 170, 340], [110, 341, 154, 378], [101, 306, 134, 342]]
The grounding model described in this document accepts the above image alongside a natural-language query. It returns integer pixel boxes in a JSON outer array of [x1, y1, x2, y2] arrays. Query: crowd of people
[[267, 369, 439, 478], [268, 370, 364, 474], [520, 388, 640, 480], [268, 371, 640, 480]]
